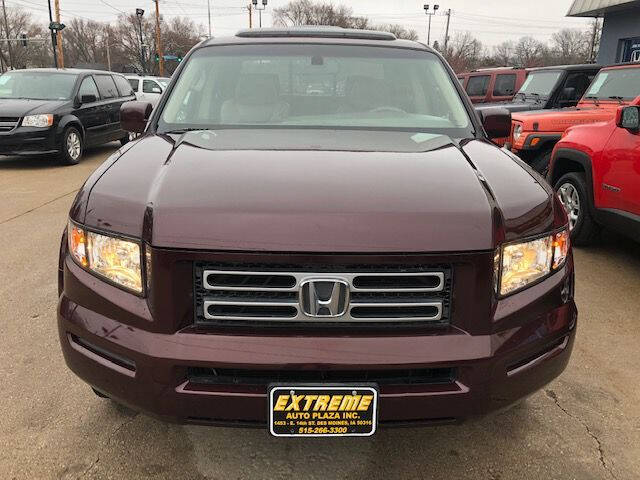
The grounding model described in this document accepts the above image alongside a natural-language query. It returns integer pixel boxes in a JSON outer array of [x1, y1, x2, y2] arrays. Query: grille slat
[[187, 367, 456, 386], [0, 117, 19, 132], [195, 263, 451, 327]]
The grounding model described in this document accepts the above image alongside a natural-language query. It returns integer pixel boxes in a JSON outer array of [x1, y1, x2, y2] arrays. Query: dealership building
[[568, 0, 640, 64]]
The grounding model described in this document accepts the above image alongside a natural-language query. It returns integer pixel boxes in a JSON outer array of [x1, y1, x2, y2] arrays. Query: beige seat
[[220, 73, 289, 124]]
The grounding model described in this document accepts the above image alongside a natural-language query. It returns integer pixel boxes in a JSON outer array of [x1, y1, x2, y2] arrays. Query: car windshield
[[0, 71, 77, 100], [516, 71, 562, 97], [158, 44, 472, 137], [584, 67, 640, 100]]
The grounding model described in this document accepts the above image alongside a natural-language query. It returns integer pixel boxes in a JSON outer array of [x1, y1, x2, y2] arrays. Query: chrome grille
[[194, 263, 451, 326], [0, 117, 19, 133]]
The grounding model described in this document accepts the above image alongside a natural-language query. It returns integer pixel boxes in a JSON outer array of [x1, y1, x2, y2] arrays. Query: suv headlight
[[512, 124, 522, 142], [22, 114, 54, 128], [496, 229, 569, 296], [68, 220, 143, 294]]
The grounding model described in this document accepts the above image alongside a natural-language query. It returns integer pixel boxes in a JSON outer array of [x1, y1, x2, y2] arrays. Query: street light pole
[[136, 8, 145, 75], [207, 0, 212, 37], [252, 0, 267, 28], [423, 4, 439, 47]]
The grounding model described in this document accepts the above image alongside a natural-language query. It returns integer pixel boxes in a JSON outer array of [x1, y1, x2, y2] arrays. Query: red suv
[[549, 100, 640, 245], [58, 28, 576, 436], [457, 67, 528, 104]]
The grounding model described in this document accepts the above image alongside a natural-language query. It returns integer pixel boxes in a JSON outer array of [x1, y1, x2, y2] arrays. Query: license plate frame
[[268, 384, 378, 437]]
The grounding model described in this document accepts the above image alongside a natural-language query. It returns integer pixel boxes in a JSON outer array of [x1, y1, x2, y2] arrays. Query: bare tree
[[514, 36, 546, 67], [0, 7, 52, 71], [273, 0, 418, 40], [551, 28, 590, 64], [438, 32, 484, 73], [493, 40, 515, 66]]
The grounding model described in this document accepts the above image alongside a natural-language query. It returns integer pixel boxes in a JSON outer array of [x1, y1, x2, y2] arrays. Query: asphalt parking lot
[[0, 145, 639, 480]]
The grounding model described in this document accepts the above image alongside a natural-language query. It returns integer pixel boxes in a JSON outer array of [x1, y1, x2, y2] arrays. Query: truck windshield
[[0, 71, 77, 100], [584, 67, 640, 100], [517, 71, 562, 97], [158, 44, 472, 137]]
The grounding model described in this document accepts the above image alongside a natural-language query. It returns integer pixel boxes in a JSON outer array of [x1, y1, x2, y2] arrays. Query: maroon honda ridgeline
[[58, 28, 576, 436]]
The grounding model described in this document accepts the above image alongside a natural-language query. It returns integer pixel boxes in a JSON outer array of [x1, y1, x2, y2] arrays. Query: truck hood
[[79, 130, 554, 253], [0, 98, 68, 117], [476, 100, 543, 114], [511, 101, 622, 132]]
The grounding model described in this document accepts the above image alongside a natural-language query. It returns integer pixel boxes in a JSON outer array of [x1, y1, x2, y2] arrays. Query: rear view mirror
[[616, 106, 640, 131], [120, 101, 153, 133], [478, 107, 512, 139]]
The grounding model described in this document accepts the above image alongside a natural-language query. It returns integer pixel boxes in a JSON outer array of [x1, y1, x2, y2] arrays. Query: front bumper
[[0, 127, 59, 156], [58, 255, 577, 427]]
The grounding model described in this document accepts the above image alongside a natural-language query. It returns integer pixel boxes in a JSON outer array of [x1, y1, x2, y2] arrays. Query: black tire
[[92, 387, 109, 399], [120, 133, 131, 146], [58, 126, 83, 165], [554, 172, 600, 246], [530, 150, 552, 176]]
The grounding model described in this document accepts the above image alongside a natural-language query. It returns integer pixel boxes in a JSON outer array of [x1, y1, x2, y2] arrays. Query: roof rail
[[236, 27, 397, 41]]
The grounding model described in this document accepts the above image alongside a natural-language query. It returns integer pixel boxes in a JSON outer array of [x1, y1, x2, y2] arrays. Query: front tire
[[58, 127, 83, 165], [554, 172, 600, 245]]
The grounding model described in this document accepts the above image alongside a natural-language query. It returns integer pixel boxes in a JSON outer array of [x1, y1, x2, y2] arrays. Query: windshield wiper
[[607, 96, 624, 104], [584, 95, 600, 106], [164, 127, 207, 134]]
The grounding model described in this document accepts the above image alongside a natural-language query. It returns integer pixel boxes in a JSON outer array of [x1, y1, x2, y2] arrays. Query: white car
[[125, 76, 170, 107]]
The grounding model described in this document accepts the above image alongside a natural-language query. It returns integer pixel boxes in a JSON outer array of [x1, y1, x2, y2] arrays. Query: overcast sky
[[7, 0, 591, 48]]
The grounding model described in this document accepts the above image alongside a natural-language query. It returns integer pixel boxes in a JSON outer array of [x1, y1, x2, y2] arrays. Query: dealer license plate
[[269, 385, 378, 437]]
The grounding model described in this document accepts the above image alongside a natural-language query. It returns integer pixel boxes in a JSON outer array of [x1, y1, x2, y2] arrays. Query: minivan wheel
[[58, 127, 83, 165], [554, 172, 600, 245], [120, 133, 131, 146]]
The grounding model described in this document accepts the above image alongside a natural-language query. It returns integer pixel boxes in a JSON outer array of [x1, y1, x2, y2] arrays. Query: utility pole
[[247, 3, 252, 28], [443, 8, 451, 49], [207, 0, 212, 37], [47, 0, 58, 68], [54, 0, 64, 68], [153, 0, 164, 76], [1, 0, 13, 70]]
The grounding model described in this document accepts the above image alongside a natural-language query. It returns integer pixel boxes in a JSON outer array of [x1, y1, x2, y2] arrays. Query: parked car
[[476, 64, 601, 115], [509, 62, 640, 173], [457, 67, 528, 104], [126, 75, 171, 107], [58, 28, 576, 435], [0, 68, 135, 164], [549, 99, 640, 245], [477, 64, 601, 146]]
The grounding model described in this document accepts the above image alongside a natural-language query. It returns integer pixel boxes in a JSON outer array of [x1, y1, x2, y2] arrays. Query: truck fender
[[549, 148, 595, 215]]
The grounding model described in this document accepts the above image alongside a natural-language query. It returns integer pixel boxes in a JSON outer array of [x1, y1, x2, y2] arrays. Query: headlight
[[68, 221, 143, 293], [22, 114, 54, 128], [496, 229, 569, 296], [512, 124, 522, 142]]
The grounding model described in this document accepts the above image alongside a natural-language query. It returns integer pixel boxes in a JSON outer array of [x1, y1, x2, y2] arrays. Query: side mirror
[[616, 106, 640, 131], [478, 107, 512, 139], [79, 94, 97, 105], [120, 101, 153, 133]]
